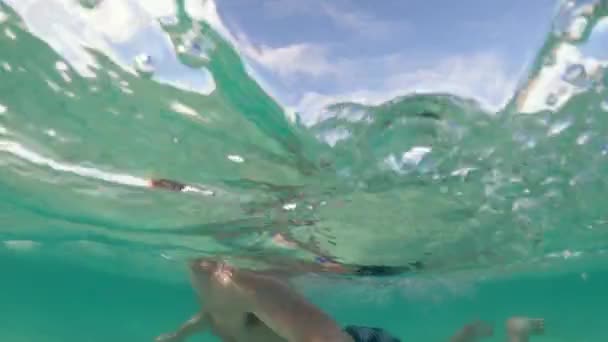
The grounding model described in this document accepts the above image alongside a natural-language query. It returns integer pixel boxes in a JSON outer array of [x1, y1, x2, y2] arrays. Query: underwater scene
[[1, 0, 608, 341]]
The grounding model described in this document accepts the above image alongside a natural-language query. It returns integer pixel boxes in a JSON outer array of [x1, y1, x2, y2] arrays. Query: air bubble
[[548, 118, 572, 136], [576, 133, 590, 145], [283, 203, 297, 211], [227, 154, 244, 163], [546, 93, 558, 106], [178, 42, 210, 67], [562, 64, 588, 87], [4, 27, 16, 40], [55, 61, 68, 71], [159, 15, 179, 27], [177, 30, 215, 68], [134, 54, 154, 76], [566, 16, 588, 41], [542, 54, 556, 67], [601, 100, 608, 112]]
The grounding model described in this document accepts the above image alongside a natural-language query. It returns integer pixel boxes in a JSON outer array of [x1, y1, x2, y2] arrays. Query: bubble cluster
[[562, 63, 589, 88], [134, 53, 154, 76], [177, 26, 215, 68], [546, 93, 559, 106]]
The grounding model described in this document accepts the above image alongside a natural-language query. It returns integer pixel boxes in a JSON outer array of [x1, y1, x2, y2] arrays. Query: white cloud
[[239, 39, 332, 78], [296, 52, 517, 125], [263, 0, 310, 17], [321, 3, 394, 38], [263, 0, 395, 38], [5, 0, 215, 95]]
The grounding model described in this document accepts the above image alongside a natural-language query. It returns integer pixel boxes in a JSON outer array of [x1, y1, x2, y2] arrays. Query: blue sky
[[4, 0, 564, 124], [213, 0, 557, 122]]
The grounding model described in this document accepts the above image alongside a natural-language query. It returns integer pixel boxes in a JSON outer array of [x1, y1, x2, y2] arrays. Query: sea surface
[[1, 0, 608, 341]]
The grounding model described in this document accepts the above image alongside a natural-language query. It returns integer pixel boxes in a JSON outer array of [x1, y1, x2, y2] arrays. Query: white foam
[[283, 203, 297, 211], [55, 61, 69, 71], [227, 154, 244, 163], [0, 140, 149, 187], [0, 103, 6, 114], [170, 101, 198, 117], [182, 185, 214, 196], [4, 27, 16, 40], [4, 240, 40, 251], [402, 146, 431, 165], [45, 129, 57, 137]]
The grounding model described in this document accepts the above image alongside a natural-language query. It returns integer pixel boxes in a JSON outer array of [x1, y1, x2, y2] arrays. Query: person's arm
[[155, 312, 209, 342]]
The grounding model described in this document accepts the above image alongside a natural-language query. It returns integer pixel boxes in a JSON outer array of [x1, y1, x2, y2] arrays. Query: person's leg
[[506, 317, 545, 342], [155, 312, 209, 342], [212, 264, 353, 342], [188, 258, 352, 341], [449, 320, 493, 342]]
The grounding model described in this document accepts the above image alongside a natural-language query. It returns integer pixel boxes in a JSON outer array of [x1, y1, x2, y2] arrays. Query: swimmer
[[506, 317, 545, 342], [156, 258, 372, 342], [271, 232, 425, 277], [147, 179, 426, 279], [450, 317, 544, 342]]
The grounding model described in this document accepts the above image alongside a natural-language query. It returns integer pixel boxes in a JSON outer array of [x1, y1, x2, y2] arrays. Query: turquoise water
[[2, 0, 608, 341], [3, 251, 608, 341]]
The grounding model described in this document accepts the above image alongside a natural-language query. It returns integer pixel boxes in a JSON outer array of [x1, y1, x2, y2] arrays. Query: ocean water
[[1, 0, 608, 341]]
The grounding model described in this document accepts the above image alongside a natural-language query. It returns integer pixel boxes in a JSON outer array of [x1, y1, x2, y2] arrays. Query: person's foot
[[506, 317, 544, 341], [450, 320, 493, 342], [465, 320, 494, 338], [155, 332, 181, 342]]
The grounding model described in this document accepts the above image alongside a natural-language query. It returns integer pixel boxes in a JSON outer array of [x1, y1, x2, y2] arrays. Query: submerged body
[[156, 258, 353, 342], [157, 258, 545, 342]]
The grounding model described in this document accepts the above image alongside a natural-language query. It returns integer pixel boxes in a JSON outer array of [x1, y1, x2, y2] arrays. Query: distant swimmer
[[148, 178, 187, 192], [450, 317, 544, 342], [272, 232, 425, 277], [148, 178, 214, 195], [155, 258, 402, 342]]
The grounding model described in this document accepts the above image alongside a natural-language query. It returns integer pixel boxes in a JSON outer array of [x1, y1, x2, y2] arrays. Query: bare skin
[[156, 258, 354, 342], [450, 320, 494, 342], [506, 317, 545, 342]]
